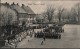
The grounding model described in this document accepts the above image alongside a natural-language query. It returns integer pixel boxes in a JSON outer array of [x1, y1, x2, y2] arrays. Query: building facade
[[1, 2, 36, 26]]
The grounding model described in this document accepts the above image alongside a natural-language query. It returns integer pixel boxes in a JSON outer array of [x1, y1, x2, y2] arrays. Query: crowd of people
[[0, 25, 33, 48], [0, 23, 64, 48]]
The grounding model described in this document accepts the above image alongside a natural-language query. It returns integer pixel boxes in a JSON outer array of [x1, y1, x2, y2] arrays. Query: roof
[[22, 5, 35, 14], [11, 4, 27, 13], [0, 3, 11, 8]]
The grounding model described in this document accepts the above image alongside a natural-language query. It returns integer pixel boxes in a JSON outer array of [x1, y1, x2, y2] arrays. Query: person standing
[[43, 36, 45, 41], [43, 33, 46, 41]]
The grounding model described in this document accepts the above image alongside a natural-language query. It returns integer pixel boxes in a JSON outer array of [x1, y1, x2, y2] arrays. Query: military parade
[[0, 0, 80, 48]]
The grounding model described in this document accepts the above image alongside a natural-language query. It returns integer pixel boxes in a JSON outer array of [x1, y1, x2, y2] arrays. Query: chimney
[[22, 4, 24, 7], [5, 2, 7, 4], [12, 2, 15, 5], [17, 3, 19, 5], [5, 2, 9, 5]]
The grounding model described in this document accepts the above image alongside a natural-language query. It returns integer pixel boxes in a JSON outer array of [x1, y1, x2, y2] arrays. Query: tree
[[45, 5, 55, 23], [61, 9, 72, 23], [71, 2, 80, 23], [0, 5, 17, 26], [70, 8, 77, 23], [57, 7, 64, 23], [36, 14, 44, 24], [0, 5, 17, 38], [41, 12, 48, 23]]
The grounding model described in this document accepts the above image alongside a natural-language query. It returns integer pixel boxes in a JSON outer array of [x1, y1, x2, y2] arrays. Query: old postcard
[[0, 0, 80, 48]]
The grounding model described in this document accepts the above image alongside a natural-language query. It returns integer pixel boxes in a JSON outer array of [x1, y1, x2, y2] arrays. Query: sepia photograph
[[0, 0, 80, 48]]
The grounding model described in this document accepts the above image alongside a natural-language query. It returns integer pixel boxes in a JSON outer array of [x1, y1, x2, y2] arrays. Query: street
[[17, 24, 80, 48]]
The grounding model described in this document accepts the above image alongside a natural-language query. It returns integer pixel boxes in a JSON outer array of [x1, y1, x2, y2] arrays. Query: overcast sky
[[1, 0, 80, 14]]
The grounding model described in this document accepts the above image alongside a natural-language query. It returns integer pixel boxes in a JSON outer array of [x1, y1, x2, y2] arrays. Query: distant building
[[21, 4, 36, 25], [10, 2, 27, 25], [10, 2, 36, 25]]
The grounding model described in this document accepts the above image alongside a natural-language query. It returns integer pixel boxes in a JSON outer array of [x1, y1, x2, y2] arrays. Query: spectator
[[43, 37, 45, 41], [43, 34, 46, 41]]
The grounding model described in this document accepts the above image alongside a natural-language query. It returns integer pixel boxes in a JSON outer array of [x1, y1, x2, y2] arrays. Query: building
[[10, 2, 36, 25], [21, 4, 36, 24], [10, 2, 27, 25]]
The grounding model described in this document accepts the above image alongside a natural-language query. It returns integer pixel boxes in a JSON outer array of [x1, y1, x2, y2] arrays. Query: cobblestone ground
[[17, 25, 80, 48]]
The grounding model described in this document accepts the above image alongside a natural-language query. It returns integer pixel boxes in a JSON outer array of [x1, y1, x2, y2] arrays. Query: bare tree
[[71, 2, 80, 23], [61, 9, 72, 23], [57, 7, 64, 23], [45, 5, 55, 23]]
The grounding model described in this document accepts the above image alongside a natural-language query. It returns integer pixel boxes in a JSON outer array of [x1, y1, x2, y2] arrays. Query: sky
[[1, 0, 80, 14]]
